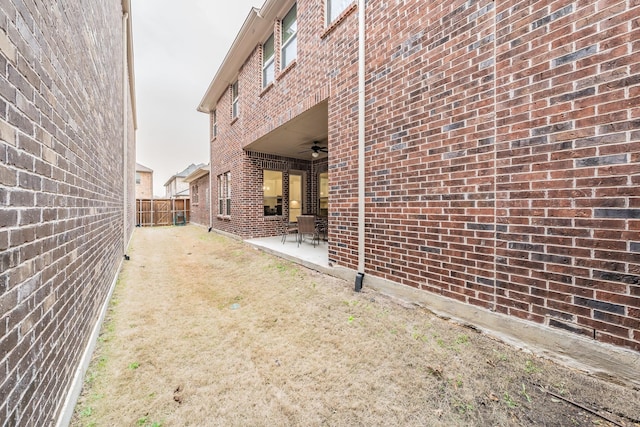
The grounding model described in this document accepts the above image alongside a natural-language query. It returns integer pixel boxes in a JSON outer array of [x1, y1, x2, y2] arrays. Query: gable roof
[[164, 163, 207, 186], [136, 162, 153, 173], [177, 163, 206, 178]]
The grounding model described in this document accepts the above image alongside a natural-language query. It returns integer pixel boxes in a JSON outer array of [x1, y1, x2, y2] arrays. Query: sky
[[131, 0, 262, 196]]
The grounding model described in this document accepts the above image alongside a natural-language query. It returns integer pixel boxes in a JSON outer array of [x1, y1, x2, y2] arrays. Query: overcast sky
[[131, 0, 262, 196]]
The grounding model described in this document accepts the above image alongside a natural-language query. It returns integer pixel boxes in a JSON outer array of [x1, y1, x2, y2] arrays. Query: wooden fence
[[136, 198, 190, 226]]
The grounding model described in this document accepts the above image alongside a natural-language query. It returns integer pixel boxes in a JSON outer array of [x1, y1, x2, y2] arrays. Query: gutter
[[355, 0, 365, 291]]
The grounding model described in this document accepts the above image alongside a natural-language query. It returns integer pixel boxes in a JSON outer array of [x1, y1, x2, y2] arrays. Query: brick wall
[[0, 0, 135, 424], [135, 170, 153, 199], [363, 0, 496, 304], [494, 0, 640, 350], [208, 0, 639, 353], [361, 0, 639, 352]]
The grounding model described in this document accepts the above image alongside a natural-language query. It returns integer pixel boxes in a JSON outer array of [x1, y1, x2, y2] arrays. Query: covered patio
[[246, 234, 331, 271]]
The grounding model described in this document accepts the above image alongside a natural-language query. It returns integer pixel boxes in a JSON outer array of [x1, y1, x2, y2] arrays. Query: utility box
[[174, 211, 186, 226]]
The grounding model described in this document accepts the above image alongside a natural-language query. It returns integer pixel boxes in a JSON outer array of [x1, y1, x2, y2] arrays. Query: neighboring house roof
[[184, 164, 210, 183], [164, 163, 207, 187], [136, 162, 153, 173], [198, 0, 293, 113]]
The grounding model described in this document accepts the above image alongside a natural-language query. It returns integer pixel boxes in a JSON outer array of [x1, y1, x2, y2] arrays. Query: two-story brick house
[[135, 162, 154, 199], [199, 0, 640, 376]]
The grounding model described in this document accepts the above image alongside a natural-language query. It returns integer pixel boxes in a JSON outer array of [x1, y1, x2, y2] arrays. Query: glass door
[[289, 173, 303, 222]]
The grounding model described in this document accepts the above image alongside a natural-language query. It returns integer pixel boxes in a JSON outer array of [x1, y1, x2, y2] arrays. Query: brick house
[[184, 164, 210, 227], [135, 162, 154, 199], [0, 0, 136, 424], [164, 162, 205, 198], [199, 0, 639, 376]]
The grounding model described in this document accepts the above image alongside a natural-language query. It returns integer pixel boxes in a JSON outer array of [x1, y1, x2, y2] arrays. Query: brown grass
[[71, 225, 640, 427]]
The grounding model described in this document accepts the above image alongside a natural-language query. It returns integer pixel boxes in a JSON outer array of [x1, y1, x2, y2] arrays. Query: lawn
[[71, 226, 640, 426]]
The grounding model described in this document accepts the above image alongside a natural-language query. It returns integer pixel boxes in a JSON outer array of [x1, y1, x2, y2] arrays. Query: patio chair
[[297, 215, 320, 247], [281, 218, 298, 244]]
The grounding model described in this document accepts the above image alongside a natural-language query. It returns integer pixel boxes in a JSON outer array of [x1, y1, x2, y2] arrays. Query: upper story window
[[135, 173, 141, 184], [231, 81, 239, 119], [327, 0, 352, 24], [262, 33, 275, 88], [281, 3, 297, 69], [212, 109, 217, 138]]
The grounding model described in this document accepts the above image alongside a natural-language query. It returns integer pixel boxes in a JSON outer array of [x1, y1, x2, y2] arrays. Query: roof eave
[[184, 166, 210, 183]]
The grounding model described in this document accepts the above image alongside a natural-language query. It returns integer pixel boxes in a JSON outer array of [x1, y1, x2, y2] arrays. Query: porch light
[[290, 200, 300, 208], [312, 151, 319, 158]]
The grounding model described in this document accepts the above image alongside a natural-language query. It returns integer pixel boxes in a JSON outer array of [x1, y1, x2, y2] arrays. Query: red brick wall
[[189, 173, 210, 227], [494, 0, 640, 349], [209, 0, 640, 352], [362, 0, 497, 307]]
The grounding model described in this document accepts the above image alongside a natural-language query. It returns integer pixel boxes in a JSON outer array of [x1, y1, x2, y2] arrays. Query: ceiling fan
[[299, 141, 328, 158]]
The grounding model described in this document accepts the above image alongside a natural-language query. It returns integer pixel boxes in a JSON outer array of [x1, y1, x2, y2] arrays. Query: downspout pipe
[[122, 12, 129, 256], [208, 164, 213, 232], [355, 0, 365, 291]]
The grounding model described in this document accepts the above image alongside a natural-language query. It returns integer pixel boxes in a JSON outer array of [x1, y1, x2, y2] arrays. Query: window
[[281, 4, 297, 69], [212, 109, 217, 138], [226, 172, 231, 215], [218, 176, 223, 214], [231, 81, 239, 119], [218, 172, 231, 216], [262, 34, 275, 88], [263, 170, 282, 216], [327, 0, 352, 24], [318, 172, 328, 216], [135, 173, 141, 184], [191, 184, 199, 204]]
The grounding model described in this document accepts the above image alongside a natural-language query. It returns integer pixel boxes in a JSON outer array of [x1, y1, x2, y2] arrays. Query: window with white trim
[[262, 33, 275, 88], [327, 0, 352, 24], [218, 172, 231, 216], [281, 4, 297, 69], [231, 81, 239, 119]]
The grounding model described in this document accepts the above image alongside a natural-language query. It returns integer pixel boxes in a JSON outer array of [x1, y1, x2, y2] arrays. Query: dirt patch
[[71, 225, 640, 426]]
